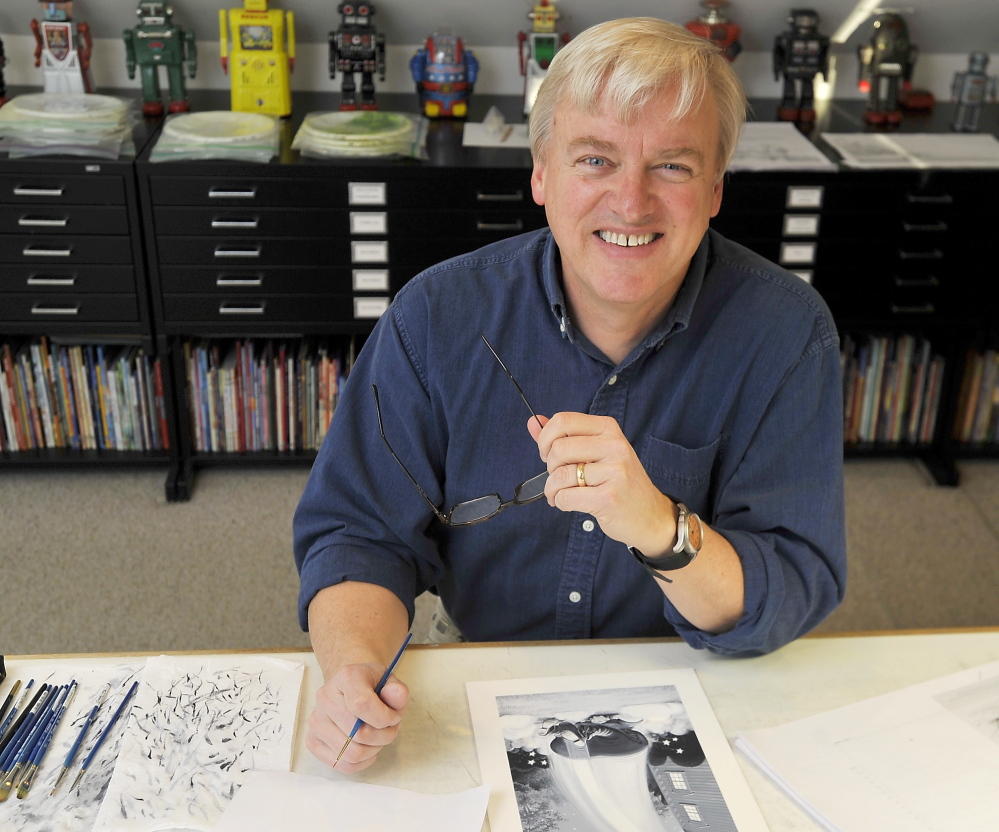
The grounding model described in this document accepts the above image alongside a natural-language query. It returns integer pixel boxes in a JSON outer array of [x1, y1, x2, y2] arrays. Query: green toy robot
[[123, 1, 197, 117]]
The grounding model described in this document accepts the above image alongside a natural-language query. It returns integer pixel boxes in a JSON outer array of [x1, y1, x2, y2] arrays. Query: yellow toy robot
[[219, 0, 296, 117]]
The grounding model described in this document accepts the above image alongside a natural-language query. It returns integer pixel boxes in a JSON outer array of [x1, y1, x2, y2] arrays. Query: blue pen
[[0, 684, 59, 801], [51, 682, 110, 795], [332, 632, 413, 768], [70, 680, 138, 793], [17, 681, 77, 799]]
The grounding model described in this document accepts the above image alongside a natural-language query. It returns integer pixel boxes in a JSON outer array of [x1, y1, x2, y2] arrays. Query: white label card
[[350, 212, 388, 234], [352, 269, 390, 291], [791, 270, 814, 284], [354, 297, 390, 319], [780, 242, 816, 264], [786, 186, 824, 208], [351, 240, 388, 263], [348, 182, 387, 205], [783, 214, 820, 236]]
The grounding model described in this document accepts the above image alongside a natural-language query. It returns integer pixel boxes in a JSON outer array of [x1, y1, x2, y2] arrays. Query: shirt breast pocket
[[638, 435, 721, 516]]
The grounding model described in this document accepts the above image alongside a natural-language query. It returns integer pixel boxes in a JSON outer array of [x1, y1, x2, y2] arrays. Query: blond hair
[[529, 17, 747, 179]]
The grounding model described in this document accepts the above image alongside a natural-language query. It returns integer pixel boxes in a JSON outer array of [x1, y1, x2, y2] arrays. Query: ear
[[710, 176, 724, 218], [530, 158, 547, 207]]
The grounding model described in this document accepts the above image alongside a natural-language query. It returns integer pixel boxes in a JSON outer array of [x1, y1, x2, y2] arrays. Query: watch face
[[687, 513, 703, 552]]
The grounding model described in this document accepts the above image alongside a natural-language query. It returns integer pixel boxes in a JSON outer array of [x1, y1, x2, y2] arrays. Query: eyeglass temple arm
[[371, 384, 451, 525], [479, 334, 545, 433]]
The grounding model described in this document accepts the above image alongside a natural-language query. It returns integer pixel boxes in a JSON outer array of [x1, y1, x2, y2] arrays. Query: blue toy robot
[[329, 2, 385, 111], [410, 29, 478, 119]]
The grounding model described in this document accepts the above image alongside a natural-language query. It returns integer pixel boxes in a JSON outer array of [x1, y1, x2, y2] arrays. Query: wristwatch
[[629, 502, 703, 583]]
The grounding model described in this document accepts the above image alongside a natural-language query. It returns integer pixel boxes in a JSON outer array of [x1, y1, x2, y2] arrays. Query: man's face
[[531, 86, 724, 322]]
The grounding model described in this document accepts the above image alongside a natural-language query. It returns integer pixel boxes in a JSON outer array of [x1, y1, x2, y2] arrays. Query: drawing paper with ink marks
[[93, 654, 305, 832], [736, 659, 999, 832], [468, 668, 768, 832]]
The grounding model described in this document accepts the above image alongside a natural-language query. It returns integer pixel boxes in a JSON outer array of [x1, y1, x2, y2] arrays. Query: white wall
[[1, 0, 996, 102]]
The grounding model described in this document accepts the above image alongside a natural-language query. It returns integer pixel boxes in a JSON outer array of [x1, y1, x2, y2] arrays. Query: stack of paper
[[150, 110, 279, 163], [292, 111, 426, 158], [727, 122, 838, 172], [0, 93, 134, 159], [820, 132, 999, 169], [736, 660, 999, 832]]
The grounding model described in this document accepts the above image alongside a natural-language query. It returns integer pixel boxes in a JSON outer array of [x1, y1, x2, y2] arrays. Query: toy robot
[[518, 0, 570, 116], [410, 29, 478, 119], [951, 52, 997, 133], [772, 9, 829, 123], [685, 0, 742, 63], [0, 36, 7, 106], [857, 12, 916, 125], [124, 2, 197, 117], [329, 3, 385, 111], [220, 0, 296, 118], [31, 1, 93, 94]]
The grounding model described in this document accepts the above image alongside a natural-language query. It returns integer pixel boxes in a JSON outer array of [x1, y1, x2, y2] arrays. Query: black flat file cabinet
[[0, 104, 177, 479]]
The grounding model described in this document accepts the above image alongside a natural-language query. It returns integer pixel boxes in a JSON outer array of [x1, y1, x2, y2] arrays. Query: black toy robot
[[857, 12, 917, 125], [329, 2, 385, 111], [773, 8, 828, 123], [951, 52, 997, 133]]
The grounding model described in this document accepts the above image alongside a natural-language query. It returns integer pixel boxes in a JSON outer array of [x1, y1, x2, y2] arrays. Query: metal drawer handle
[[216, 275, 263, 287], [477, 220, 524, 232], [212, 218, 260, 229], [19, 215, 69, 227], [13, 186, 65, 197], [23, 245, 73, 257], [893, 276, 939, 287], [476, 190, 524, 202], [901, 221, 947, 233], [214, 245, 261, 258], [906, 193, 952, 204], [219, 301, 266, 315], [208, 186, 258, 199], [27, 274, 77, 286], [891, 303, 935, 315], [898, 249, 943, 260], [31, 303, 80, 315]]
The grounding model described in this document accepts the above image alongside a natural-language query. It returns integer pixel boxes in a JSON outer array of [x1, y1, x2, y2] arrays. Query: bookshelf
[[3, 88, 996, 496]]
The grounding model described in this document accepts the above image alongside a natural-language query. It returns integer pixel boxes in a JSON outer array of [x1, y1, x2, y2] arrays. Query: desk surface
[[8, 629, 999, 831]]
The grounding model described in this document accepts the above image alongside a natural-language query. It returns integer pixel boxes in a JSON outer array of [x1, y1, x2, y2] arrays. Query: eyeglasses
[[372, 334, 549, 527]]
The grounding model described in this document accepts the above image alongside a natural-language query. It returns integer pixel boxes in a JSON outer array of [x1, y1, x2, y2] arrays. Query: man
[[294, 17, 846, 772]]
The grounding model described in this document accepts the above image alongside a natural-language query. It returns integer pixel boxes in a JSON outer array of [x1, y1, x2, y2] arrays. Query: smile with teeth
[[597, 230, 661, 247]]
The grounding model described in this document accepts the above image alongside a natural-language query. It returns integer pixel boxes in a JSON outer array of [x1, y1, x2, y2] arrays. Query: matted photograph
[[467, 668, 768, 832]]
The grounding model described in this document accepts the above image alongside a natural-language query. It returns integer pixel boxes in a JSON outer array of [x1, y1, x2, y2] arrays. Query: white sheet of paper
[[94, 655, 304, 832], [462, 122, 531, 148], [213, 771, 490, 832], [820, 132, 999, 168], [736, 659, 999, 832], [728, 122, 837, 171]]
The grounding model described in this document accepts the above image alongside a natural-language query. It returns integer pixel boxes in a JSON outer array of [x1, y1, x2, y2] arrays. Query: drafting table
[[6, 628, 999, 831]]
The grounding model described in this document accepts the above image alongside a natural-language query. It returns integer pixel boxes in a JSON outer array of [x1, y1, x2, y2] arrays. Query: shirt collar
[[540, 229, 711, 359]]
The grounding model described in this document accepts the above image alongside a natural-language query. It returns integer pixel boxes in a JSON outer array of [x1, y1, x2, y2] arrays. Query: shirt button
[[607, 374, 618, 385], [569, 591, 582, 603], [582, 519, 595, 532]]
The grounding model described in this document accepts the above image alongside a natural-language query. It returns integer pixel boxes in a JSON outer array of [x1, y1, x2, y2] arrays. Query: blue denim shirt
[[294, 228, 846, 657]]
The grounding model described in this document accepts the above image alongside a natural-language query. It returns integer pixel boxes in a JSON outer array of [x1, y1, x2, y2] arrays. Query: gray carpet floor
[[2, 458, 998, 656]]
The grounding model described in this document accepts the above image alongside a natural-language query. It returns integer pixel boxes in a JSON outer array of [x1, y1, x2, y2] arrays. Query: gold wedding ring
[[576, 462, 587, 488]]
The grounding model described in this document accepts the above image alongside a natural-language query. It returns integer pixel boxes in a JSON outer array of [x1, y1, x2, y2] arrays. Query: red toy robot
[[31, 1, 94, 94], [773, 9, 829, 123], [685, 0, 742, 63], [857, 12, 917, 125]]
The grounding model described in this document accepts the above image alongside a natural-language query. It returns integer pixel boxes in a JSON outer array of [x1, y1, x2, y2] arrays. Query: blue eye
[[583, 157, 606, 166]]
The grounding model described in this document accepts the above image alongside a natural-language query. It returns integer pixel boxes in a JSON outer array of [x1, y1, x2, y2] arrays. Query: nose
[[607, 166, 656, 224]]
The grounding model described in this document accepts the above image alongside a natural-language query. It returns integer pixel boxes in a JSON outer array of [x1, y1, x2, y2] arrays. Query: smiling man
[[294, 18, 847, 773]]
